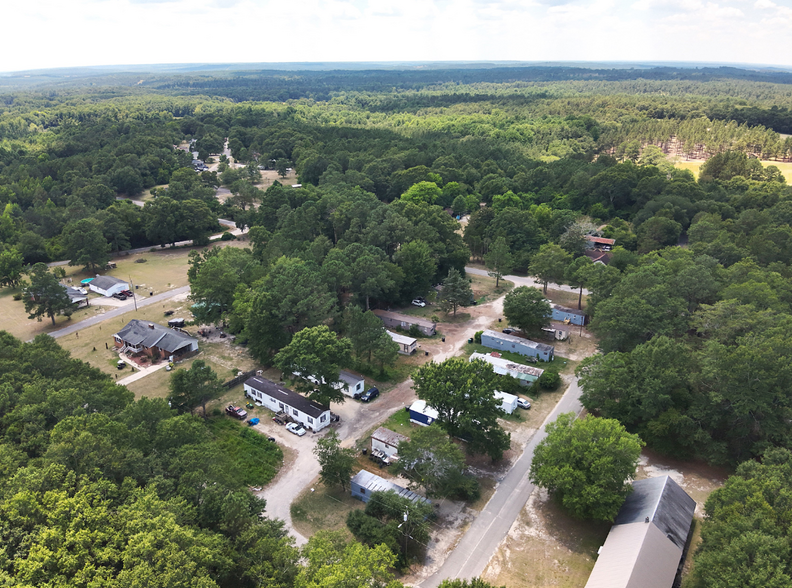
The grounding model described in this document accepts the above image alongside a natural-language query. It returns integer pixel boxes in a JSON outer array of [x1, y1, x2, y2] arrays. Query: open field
[[256, 169, 299, 190], [0, 240, 250, 343], [674, 159, 792, 182], [291, 479, 364, 540]]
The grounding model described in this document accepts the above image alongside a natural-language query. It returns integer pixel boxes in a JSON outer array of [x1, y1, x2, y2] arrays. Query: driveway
[[255, 292, 510, 545]]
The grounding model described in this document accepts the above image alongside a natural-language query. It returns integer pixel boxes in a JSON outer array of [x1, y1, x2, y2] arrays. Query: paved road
[[43, 286, 191, 340], [421, 377, 585, 587], [466, 266, 590, 296]]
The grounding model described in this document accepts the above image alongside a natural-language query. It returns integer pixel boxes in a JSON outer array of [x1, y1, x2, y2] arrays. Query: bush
[[408, 323, 421, 338], [134, 258, 147, 263], [537, 370, 561, 390], [220, 231, 236, 241], [474, 330, 483, 344], [12, 293, 22, 301]]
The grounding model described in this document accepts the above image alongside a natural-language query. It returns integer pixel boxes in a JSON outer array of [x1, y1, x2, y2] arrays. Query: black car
[[359, 387, 380, 402], [112, 292, 127, 300]]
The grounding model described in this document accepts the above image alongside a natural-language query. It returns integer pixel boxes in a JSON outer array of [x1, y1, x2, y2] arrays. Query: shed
[[469, 352, 544, 384], [350, 470, 430, 505], [64, 286, 89, 308], [480, 330, 554, 362], [408, 400, 439, 426], [89, 275, 129, 297], [113, 319, 198, 359], [551, 304, 587, 326], [338, 370, 365, 398], [386, 330, 418, 355], [494, 390, 519, 415], [244, 376, 331, 432], [371, 427, 409, 458], [372, 309, 436, 336], [167, 318, 186, 328], [585, 476, 696, 588]]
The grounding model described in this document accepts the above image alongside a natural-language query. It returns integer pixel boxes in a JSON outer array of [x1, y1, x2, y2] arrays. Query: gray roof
[[371, 427, 409, 448], [482, 329, 554, 352], [114, 319, 197, 354], [244, 376, 329, 419], [614, 476, 696, 550], [90, 275, 127, 290], [339, 370, 364, 386], [64, 286, 87, 302], [351, 470, 429, 504], [552, 304, 586, 317], [372, 309, 436, 329]]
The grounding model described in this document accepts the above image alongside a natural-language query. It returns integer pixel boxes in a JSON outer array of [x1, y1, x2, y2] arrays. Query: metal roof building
[[350, 470, 429, 505], [469, 351, 544, 384], [585, 476, 696, 588]]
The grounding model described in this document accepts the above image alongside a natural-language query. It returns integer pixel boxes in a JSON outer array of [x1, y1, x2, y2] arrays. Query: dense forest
[[3, 65, 792, 586]]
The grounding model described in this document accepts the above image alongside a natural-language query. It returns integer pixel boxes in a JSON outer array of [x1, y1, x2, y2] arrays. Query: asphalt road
[[420, 377, 585, 588], [43, 286, 191, 340]]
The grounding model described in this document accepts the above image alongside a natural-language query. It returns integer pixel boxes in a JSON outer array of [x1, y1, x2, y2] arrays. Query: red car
[[225, 405, 247, 420]]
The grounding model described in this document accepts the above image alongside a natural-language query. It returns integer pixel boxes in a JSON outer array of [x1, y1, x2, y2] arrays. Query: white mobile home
[[89, 275, 129, 297], [386, 330, 418, 355], [338, 370, 365, 398], [469, 352, 544, 385], [371, 427, 409, 458], [494, 390, 519, 415], [244, 376, 331, 432]]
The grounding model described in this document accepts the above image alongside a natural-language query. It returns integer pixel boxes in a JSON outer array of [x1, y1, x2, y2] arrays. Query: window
[[293, 408, 298, 416], [320, 415, 326, 422], [360, 488, 366, 495], [279, 403, 284, 410], [307, 417, 313, 424]]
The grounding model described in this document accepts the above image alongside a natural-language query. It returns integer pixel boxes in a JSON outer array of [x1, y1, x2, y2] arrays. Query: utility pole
[[128, 275, 138, 312]]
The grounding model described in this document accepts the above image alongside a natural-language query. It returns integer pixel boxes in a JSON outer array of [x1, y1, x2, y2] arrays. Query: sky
[[3, 0, 792, 73]]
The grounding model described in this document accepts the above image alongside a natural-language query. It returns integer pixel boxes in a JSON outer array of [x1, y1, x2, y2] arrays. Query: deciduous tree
[[313, 430, 356, 491], [484, 236, 513, 288], [438, 268, 473, 317], [528, 243, 571, 294], [529, 413, 644, 521], [169, 359, 225, 417], [502, 286, 551, 333], [22, 262, 73, 325]]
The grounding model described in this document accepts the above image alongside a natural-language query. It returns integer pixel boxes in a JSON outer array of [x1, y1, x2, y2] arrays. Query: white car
[[286, 422, 307, 436], [517, 398, 532, 410], [411, 299, 426, 307]]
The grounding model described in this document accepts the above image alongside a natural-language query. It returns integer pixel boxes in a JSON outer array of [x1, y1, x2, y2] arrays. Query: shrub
[[537, 370, 561, 390], [12, 293, 22, 301], [134, 258, 147, 263], [408, 324, 421, 338], [474, 330, 483, 344], [220, 231, 235, 241]]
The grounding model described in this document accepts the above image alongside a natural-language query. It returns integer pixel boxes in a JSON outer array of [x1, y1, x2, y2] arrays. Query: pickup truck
[[225, 405, 247, 420]]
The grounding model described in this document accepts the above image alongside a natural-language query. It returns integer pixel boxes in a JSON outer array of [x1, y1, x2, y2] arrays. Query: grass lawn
[[291, 481, 365, 540], [206, 417, 284, 486]]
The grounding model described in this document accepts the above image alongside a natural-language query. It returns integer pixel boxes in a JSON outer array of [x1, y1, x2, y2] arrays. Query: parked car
[[330, 412, 340, 422], [112, 292, 127, 300], [121, 290, 133, 297], [272, 416, 286, 426], [359, 387, 380, 402], [226, 405, 247, 419], [286, 422, 307, 436], [411, 299, 426, 307], [517, 398, 532, 410]]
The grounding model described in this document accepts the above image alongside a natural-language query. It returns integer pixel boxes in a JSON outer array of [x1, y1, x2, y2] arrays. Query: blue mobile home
[[350, 470, 430, 505], [408, 400, 439, 426], [551, 304, 587, 326], [480, 330, 555, 362]]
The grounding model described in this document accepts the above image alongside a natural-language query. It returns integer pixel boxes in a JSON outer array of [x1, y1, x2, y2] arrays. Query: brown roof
[[585, 250, 613, 264], [585, 235, 616, 245], [371, 427, 410, 447]]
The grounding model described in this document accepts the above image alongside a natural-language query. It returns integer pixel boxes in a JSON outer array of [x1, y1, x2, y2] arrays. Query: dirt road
[[255, 292, 509, 545]]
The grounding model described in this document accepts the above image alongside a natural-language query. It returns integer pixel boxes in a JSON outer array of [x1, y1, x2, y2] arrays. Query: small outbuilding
[[585, 476, 696, 588], [480, 330, 554, 362], [494, 390, 519, 415], [386, 330, 418, 355], [350, 470, 430, 505], [551, 304, 587, 326], [469, 352, 544, 385], [371, 427, 409, 458], [89, 275, 129, 297], [244, 376, 331, 432], [408, 400, 440, 427], [372, 309, 436, 336], [64, 286, 89, 308], [338, 370, 365, 398], [585, 235, 616, 251], [114, 319, 198, 360]]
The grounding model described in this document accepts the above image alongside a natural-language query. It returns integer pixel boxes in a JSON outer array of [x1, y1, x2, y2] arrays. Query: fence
[[223, 369, 256, 389]]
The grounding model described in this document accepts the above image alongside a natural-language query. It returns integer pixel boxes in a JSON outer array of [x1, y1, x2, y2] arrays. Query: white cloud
[[0, 0, 790, 72]]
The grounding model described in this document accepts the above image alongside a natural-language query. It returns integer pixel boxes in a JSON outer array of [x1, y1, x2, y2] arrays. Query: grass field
[[674, 159, 792, 182], [206, 417, 284, 486]]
